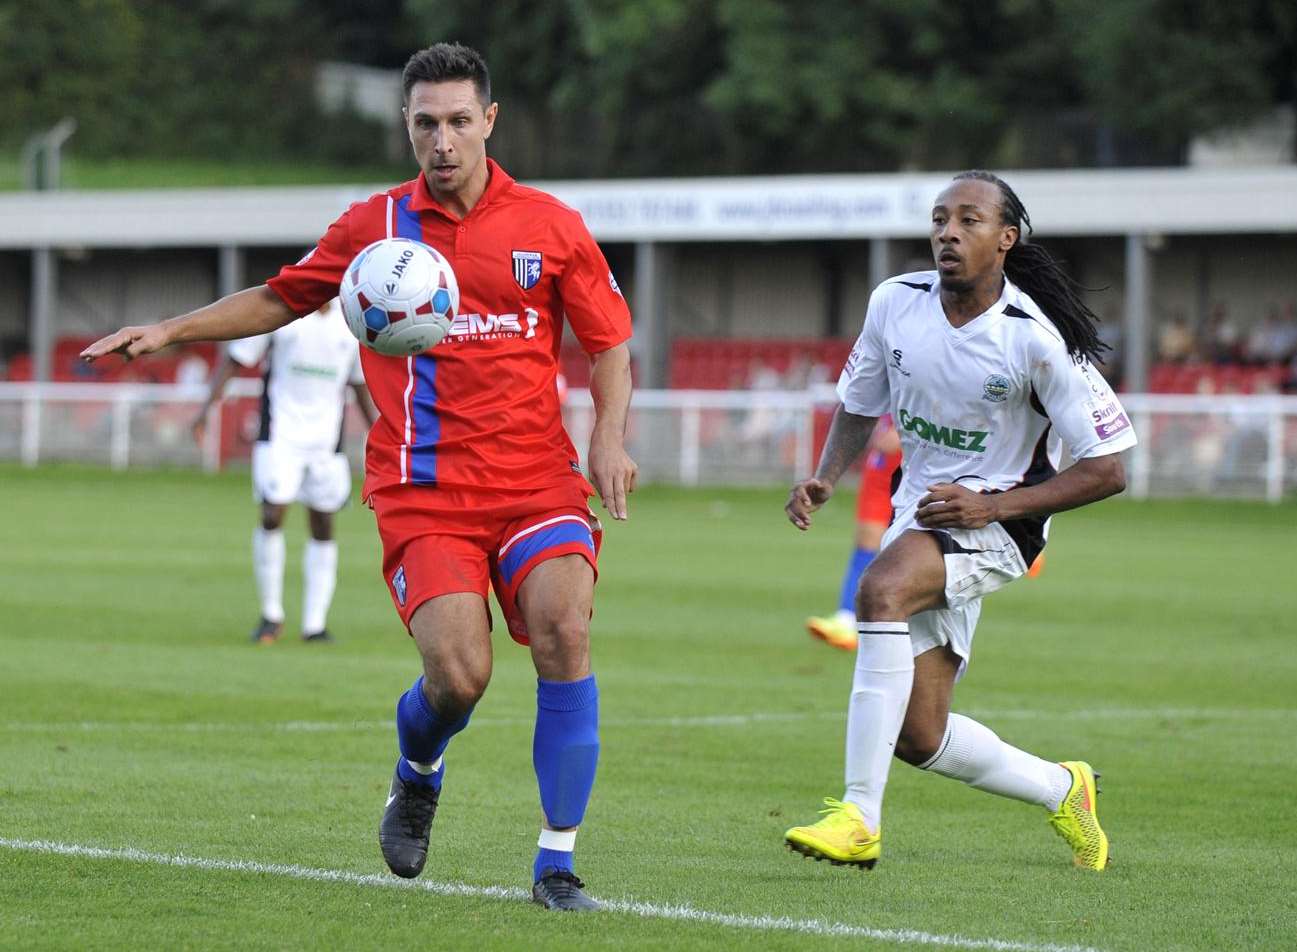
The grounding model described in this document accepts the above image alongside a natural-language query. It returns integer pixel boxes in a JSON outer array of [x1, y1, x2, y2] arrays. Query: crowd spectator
[[1202, 302, 1243, 364], [1156, 311, 1196, 363], [1244, 303, 1297, 366]]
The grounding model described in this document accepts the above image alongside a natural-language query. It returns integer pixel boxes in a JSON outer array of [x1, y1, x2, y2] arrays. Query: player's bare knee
[[417, 642, 491, 716], [307, 510, 334, 541], [855, 574, 907, 622], [423, 665, 489, 717], [529, 613, 590, 678], [895, 721, 944, 766]]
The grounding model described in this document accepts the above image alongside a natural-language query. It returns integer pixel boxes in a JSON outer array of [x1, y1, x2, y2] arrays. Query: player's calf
[[531, 675, 600, 900]]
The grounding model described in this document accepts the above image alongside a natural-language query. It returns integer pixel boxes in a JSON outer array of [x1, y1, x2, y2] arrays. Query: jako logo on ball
[[340, 238, 460, 357]]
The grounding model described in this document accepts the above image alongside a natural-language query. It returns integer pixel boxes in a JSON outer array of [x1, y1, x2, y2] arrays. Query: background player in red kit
[[82, 43, 636, 912], [805, 417, 902, 651]]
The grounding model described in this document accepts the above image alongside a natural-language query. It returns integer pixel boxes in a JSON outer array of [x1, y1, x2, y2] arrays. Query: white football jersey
[[837, 271, 1136, 558], [227, 299, 363, 452]]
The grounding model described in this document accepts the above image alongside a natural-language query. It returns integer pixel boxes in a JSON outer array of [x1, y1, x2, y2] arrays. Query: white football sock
[[406, 755, 443, 775], [843, 622, 914, 830], [252, 527, 285, 623], [537, 829, 577, 851], [301, 539, 338, 634], [919, 712, 1073, 810]]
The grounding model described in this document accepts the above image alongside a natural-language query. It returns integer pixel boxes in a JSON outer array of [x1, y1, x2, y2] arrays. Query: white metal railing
[[2, 381, 1295, 501]]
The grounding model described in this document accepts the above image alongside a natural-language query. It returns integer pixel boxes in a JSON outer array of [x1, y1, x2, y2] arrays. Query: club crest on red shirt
[[512, 250, 542, 289]]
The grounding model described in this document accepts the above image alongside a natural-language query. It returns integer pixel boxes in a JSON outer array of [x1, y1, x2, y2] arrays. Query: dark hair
[[402, 43, 491, 106], [954, 170, 1108, 363]]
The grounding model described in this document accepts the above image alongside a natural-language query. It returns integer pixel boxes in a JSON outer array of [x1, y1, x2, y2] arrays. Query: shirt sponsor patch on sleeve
[[1094, 411, 1131, 440]]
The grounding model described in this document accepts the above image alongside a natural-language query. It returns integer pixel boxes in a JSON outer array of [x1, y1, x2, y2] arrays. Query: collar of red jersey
[[408, 158, 514, 217]]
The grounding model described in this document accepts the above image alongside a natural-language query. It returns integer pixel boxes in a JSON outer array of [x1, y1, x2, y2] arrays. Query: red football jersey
[[267, 160, 632, 498]]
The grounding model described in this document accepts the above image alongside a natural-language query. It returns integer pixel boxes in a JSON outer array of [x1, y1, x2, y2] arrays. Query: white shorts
[[880, 501, 1029, 679], [251, 441, 352, 513]]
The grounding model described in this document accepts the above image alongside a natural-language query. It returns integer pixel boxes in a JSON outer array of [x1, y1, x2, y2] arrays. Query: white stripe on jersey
[[400, 355, 414, 484], [384, 195, 417, 486]]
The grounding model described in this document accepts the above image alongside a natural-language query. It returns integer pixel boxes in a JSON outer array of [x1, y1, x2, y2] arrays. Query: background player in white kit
[[193, 298, 377, 644], [783, 171, 1135, 872]]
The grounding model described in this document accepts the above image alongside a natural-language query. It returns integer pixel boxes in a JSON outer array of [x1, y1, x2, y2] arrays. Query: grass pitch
[[1, 464, 1294, 951]]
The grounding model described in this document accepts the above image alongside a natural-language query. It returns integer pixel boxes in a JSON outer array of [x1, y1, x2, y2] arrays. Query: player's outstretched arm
[[81, 286, 297, 363], [191, 355, 239, 445], [916, 454, 1127, 530], [351, 382, 379, 428], [786, 404, 878, 530], [587, 343, 637, 521]]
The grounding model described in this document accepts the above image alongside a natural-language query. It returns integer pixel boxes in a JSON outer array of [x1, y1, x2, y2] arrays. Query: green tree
[[1059, 0, 1293, 161], [0, 0, 388, 166], [404, 0, 1088, 175], [0, 0, 143, 153], [6, 0, 1293, 177]]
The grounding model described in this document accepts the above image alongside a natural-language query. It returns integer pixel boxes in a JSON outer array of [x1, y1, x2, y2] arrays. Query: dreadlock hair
[[953, 170, 1109, 364]]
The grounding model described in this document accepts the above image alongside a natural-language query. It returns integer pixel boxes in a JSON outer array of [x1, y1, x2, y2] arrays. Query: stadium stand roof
[[4, 166, 1297, 248]]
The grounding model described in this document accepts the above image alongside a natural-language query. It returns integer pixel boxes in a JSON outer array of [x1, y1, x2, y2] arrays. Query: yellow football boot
[[805, 616, 857, 652], [1049, 761, 1110, 870], [784, 798, 880, 868]]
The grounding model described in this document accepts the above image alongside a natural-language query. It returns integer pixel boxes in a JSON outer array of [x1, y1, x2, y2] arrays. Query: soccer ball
[[339, 237, 459, 356]]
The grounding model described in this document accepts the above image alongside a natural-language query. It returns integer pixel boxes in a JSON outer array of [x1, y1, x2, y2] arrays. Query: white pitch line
[[2, 707, 1293, 736], [0, 714, 825, 734], [0, 837, 1101, 952]]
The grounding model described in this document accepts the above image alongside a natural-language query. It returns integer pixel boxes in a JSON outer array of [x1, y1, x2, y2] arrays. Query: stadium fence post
[[1265, 399, 1284, 503], [20, 389, 41, 467], [203, 399, 223, 473], [1128, 402, 1151, 500], [109, 391, 131, 470], [795, 393, 815, 479], [680, 403, 701, 485]]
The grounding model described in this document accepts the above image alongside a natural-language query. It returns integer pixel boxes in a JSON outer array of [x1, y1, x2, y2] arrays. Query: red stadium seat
[[5, 353, 33, 381], [1148, 364, 1180, 392], [668, 338, 857, 390]]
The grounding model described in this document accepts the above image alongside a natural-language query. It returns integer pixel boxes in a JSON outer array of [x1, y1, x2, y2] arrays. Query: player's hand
[[588, 436, 637, 521], [785, 477, 833, 531], [80, 324, 171, 363], [191, 411, 209, 446], [916, 483, 1000, 530]]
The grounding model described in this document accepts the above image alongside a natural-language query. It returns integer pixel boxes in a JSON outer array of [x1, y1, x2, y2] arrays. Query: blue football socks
[[838, 547, 876, 615], [395, 675, 471, 789], [532, 675, 599, 881], [534, 846, 574, 878]]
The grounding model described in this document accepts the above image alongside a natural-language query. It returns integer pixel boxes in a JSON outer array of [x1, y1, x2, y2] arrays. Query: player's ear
[[483, 102, 498, 140], [1000, 224, 1019, 254]]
